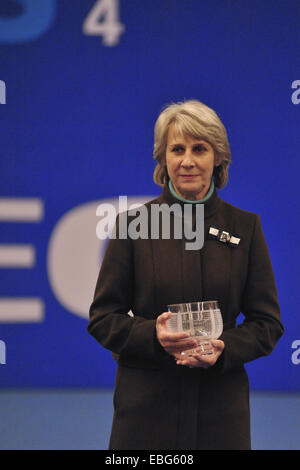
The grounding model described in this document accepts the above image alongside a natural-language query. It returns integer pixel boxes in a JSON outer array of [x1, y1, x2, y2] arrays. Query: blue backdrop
[[0, 0, 299, 391]]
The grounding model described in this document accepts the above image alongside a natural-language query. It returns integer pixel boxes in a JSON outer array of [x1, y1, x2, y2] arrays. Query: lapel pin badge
[[209, 226, 240, 247]]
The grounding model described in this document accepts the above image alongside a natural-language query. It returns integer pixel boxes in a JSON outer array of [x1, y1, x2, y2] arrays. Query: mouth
[[179, 174, 199, 179]]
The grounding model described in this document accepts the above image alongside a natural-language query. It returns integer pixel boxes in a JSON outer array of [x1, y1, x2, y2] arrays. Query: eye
[[171, 145, 185, 154], [193, 144, 207, 153]]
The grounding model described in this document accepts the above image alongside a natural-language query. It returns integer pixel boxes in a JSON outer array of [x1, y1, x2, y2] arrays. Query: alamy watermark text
[[96, 196, 204, 250], [0, 80, 6, 104], [0, 340, 6, 364]]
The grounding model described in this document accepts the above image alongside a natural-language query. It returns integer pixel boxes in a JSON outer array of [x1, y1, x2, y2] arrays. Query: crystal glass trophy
[[167, 300, 223, 355]]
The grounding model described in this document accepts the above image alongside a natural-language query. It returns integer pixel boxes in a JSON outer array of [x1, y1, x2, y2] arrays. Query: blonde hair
[[153, 99, 231, 188]]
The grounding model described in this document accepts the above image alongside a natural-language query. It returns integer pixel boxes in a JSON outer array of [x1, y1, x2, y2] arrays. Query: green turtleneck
[[168, 178, 215, 203]]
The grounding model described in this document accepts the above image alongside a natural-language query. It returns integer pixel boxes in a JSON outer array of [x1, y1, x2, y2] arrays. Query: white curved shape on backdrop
[[47, 196, 153, 319]]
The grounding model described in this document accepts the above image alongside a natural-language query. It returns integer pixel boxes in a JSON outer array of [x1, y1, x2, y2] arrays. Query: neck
[[168, 179, 215, 203]]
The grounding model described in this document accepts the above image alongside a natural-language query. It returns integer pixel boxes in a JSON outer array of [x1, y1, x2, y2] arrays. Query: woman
[[88, 100, 284, 450]]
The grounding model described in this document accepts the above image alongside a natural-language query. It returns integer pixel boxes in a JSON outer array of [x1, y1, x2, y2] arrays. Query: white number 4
[[83, 0, 125, 46]]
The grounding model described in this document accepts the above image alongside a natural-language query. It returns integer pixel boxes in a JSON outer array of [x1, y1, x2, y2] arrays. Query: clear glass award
[[167, 300, 223, 355]]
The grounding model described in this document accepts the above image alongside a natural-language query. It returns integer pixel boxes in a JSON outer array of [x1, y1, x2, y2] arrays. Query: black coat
[[88, 185, 284, 450]]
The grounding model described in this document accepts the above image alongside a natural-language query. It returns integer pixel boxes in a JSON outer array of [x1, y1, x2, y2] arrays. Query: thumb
[[211, 339, 225, 351], [156, 311, 172, 326]]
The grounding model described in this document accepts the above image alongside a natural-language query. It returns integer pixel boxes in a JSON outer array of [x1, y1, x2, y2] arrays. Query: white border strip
[[0, 298, 44, 322], [0, 198, 43, 221], [0, 245, 35, 267]]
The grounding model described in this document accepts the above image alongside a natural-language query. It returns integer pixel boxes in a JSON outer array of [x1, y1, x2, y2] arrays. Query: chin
[[180, 184, 205, 197]]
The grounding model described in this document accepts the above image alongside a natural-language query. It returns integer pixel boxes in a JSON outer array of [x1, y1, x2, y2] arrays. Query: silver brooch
[[209, 226, 240, 247]]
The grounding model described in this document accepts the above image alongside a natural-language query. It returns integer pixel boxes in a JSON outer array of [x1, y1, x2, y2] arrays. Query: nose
[[181, 149, 195, 167]]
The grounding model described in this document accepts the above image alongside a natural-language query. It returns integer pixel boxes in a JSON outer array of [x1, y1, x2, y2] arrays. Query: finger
[[192, 350, 217, 366], [175, 356, 197, 366], [189, 357, 214, 368], [175, 355, 208, 368], [211, 339, 225, 351], [162, 331, 192, 342], [156, 312, 172, 325]]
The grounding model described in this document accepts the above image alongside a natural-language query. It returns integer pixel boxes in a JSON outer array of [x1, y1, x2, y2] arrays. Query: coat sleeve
[[87, 215, 167, 366], [217, 214, 284, 373]]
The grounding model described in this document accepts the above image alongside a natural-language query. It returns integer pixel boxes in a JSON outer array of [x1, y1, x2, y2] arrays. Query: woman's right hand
[[156, 312, 198, 357]]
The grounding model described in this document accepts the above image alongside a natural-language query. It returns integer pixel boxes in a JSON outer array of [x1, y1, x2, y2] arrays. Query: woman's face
[[165, 123, 221, 201]]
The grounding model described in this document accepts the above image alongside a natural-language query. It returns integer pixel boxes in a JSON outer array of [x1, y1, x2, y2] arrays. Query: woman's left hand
[[174, 339, 225, 368]]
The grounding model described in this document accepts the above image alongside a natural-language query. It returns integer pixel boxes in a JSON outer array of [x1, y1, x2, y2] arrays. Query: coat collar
[[156, 182, 222, 220]]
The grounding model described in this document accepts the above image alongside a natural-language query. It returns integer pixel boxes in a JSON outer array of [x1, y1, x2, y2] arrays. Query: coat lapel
[[201, 219, 232, 324]]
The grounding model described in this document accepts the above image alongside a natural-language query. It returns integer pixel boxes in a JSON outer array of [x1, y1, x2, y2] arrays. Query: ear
[[214, 154, 223, 167]]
